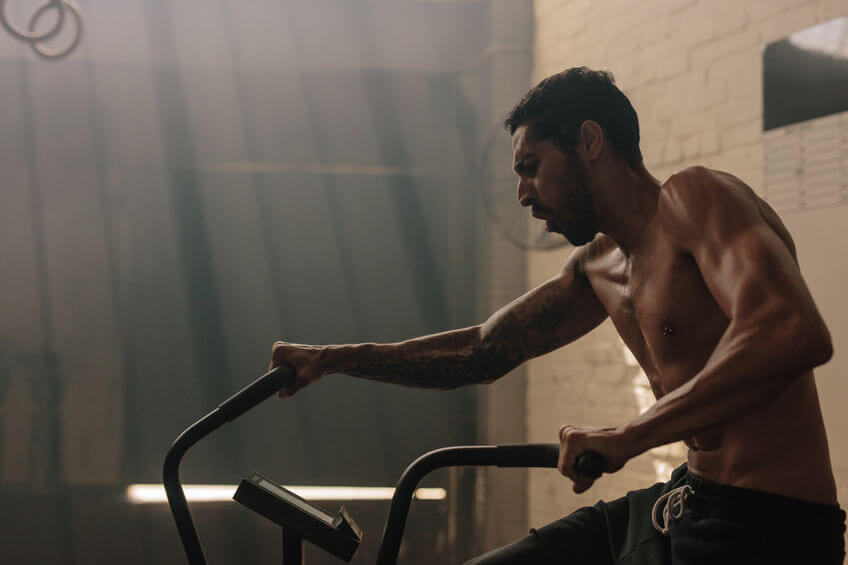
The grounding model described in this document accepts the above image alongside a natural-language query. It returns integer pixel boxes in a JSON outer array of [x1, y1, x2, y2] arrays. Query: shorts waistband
[[684, 471, 845, 522]]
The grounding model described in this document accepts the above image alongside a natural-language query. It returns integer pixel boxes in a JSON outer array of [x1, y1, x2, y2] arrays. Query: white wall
[[528, 0, 848, 535]]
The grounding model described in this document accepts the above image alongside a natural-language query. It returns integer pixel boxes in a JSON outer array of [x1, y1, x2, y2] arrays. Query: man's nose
[[517, 179, 536, 207]]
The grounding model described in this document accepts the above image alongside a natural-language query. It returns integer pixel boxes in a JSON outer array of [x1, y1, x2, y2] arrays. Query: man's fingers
[[558, 425, 602, 488], [557, 454, 570, 477], [269, 340, 330, 401], [271, 341, 287, 365], [573, 478, 594, 494], [558, 452, 581, 484], [270, 341, 296, 396], [558, 426, 583, 474], [279, 375, 310, 399], [284, 382, 298, 397]]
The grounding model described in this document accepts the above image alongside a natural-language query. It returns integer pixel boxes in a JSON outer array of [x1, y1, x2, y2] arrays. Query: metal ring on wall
[[0, 0, 65, 42], [28, 0, 82, 60]]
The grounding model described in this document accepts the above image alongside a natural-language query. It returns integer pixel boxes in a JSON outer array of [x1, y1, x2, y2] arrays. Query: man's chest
[[584, 237, 728, 391]]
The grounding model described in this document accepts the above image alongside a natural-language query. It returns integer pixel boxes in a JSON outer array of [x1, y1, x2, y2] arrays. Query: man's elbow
[[470, 338, 519, 385], [810, 333, 833, 368], [787, 313, 833, 370]]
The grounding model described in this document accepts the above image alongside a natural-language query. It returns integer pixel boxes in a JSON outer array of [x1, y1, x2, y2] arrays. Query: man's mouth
[[531, 210, 555, 232]]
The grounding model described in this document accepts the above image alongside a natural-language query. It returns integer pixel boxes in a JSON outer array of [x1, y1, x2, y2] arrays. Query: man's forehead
[[512, 124, 536, 161]]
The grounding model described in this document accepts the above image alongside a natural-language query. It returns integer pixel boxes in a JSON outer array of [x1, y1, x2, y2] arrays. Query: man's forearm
[[619, 317, 832, 457], [315, 278, 588, 390], [318, 325, 520, 390]]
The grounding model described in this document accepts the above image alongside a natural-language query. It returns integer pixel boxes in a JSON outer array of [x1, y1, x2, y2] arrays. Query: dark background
[[0, 0, 532, 562]]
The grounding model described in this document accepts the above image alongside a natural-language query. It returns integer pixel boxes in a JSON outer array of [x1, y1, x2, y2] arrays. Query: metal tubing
[[163, 408, 228, 565], [163, 365, 296, 565], [282, 529, 304, 565], [375, 443, 560, 565]]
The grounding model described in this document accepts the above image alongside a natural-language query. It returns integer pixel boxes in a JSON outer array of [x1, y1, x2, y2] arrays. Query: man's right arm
[[273, 247, 608, 395]]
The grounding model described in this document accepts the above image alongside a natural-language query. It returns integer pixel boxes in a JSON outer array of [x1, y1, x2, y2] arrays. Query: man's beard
[[552, 162, 597, 246]]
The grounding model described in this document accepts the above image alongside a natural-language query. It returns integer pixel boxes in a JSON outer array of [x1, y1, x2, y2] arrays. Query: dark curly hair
[[504, 67, 642, 166]]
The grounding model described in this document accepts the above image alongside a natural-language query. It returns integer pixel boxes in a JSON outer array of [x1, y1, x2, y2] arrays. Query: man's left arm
[[558, 170, 833, 492]]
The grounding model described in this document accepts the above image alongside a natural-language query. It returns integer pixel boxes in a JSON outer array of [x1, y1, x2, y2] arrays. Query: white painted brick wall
[[527, 0, 848, 542]]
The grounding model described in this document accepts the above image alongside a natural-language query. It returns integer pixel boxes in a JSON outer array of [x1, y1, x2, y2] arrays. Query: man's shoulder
[[572, 233, 618, 278], [657, 166, 758, 241], [660, 165, 750, 203]]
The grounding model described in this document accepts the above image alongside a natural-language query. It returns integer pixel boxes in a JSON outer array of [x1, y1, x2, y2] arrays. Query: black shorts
[[464, 464, 846, 565]]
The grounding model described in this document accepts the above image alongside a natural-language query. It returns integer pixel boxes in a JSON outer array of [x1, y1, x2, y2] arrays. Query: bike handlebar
[[165, 365, 609, 565], [164, 364, 296, 565], [494, 443, 607, 478], [218, 364, 296, 421]]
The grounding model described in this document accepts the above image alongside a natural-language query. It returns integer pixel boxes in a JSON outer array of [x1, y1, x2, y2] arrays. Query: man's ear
[[577, 120, 604, 160]]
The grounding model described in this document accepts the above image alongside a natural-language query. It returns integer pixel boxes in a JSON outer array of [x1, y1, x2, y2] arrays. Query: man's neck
[[592, 160, 662, 256]]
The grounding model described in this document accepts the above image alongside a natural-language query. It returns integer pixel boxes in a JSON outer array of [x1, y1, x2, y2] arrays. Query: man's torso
[[577, 167, 836, 504]]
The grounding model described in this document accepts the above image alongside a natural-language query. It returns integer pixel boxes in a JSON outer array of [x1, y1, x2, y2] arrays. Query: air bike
[[164, 364, 606, 564]]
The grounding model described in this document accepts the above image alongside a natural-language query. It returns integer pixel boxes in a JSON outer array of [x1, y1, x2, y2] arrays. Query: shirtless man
[[270, 68, 846, 564]]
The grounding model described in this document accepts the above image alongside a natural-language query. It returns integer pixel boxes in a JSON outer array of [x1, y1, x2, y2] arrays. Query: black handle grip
[[496, 443, 560, 468], [217, 364, 296, 422], [575, 450, 606, 479]]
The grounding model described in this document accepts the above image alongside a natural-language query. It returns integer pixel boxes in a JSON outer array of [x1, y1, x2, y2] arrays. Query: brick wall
[[527, 0, 848, 534]]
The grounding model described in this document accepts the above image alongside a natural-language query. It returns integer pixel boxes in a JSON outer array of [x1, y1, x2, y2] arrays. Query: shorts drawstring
[[651, 484, 694, 535]]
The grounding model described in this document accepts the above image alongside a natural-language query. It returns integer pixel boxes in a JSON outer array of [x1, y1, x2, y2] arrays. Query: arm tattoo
[[327, 260, 591, 390], [333, 328, 491, 390]]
